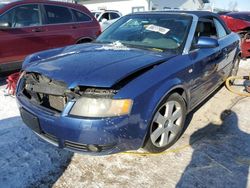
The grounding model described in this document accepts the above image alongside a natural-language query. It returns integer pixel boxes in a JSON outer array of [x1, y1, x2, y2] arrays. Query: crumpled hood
[[24, 43, 175, 88]]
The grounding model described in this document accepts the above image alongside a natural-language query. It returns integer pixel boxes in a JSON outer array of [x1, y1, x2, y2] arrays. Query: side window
[[193, 20, 217, 40], [213, 18, 227, 39], [100, 13, 109, 21], [72, 9, 91, 22], [110, 13, 120, 20], [0, 4, 41, 28], [44, 5, 73, 24], [0, 9, 14, 26], [191, 20, 217, 50], [199, 20, 217, 38]]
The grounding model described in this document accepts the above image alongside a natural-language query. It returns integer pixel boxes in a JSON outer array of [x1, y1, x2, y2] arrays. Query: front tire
[[143, 93, 187, 153]]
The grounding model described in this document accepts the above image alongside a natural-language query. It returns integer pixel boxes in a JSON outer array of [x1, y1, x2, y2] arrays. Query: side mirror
[[194, 36, 219, 49], [0, 22, 10, 29]]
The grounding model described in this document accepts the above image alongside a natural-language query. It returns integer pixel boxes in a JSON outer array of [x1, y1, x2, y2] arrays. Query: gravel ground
[[0, 59, 250, 188]]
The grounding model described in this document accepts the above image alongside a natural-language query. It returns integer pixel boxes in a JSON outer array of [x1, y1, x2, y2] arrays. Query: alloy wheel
[[150, 100, 183, 148]]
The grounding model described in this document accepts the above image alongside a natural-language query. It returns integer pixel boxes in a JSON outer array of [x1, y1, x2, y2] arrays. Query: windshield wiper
[[94, 40, 113, 44], [122, 43, 164, 52]]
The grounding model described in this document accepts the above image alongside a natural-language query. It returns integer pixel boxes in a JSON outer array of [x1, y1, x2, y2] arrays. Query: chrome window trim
[[0, 19, 95, 29]]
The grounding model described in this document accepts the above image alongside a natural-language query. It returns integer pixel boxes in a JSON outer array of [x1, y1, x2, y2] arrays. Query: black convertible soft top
[[135, 10, 217, 18], [133, 10, 231, 34]]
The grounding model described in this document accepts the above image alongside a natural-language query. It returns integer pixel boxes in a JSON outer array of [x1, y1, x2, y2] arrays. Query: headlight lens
[[70, 97, 133, 118]]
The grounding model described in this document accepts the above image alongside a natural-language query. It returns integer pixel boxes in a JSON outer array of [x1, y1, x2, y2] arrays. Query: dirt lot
[[0, 60, 250, 188]]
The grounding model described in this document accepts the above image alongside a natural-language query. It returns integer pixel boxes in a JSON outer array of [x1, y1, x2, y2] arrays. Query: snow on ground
[[0, 59, 250, 188], [0, 80, 73, 188]]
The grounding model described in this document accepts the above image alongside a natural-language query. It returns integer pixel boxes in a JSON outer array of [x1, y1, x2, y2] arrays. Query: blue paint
[[17, 12, 241, 155]]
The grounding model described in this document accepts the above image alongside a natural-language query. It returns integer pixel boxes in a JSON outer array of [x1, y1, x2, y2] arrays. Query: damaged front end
[[17, 72, 134, 119], [17, 72, 120, 114], [21, 73, 68, 112], [16, 72, 140, 154]]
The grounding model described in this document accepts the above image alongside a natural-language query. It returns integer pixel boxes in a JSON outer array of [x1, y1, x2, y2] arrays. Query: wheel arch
[[168, 87, 188, 107], [141, 81, 190, 147], [150, 84, 189, 115], [76, 37, 94, 44]]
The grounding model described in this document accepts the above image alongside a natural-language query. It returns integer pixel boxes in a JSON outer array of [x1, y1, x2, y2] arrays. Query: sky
[[208, 0, 250, 11]]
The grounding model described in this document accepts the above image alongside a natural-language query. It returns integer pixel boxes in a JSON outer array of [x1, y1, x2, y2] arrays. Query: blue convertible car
[[16, 11, 240, 154]]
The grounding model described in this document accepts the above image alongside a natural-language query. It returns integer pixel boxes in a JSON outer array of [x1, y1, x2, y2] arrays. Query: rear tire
[[230, 55, 240, 77], [143, 93, 187, 153], [76, 39, 92, 44]]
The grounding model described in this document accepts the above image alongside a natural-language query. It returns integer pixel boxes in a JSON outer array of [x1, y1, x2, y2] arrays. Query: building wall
[[151, 0, 204, 10], [79, 0, 205, 16], [81, 0, 148, 16]]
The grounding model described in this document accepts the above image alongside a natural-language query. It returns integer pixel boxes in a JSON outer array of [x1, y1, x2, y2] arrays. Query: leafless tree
[[228, 1, 238, 11]]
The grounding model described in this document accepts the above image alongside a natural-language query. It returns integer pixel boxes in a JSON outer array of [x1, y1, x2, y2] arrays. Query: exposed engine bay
[[20, 73, 118, 113]]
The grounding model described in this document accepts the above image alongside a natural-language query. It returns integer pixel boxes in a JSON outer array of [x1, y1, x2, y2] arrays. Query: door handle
[[224, 49, 229, 58], [222, 48, 229, 58], [204, 64, 218, 77], [222, 48, 228, 53], [32, 28, 44, 32]]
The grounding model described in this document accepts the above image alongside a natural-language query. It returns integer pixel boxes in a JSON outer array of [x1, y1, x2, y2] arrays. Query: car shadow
[[177, 110, 250, 187], [0, 116, 73, 187], [182, 84, 224, 134]]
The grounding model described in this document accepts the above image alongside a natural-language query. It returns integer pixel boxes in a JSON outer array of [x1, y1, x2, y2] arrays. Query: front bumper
[[16, 93, 146, 155]]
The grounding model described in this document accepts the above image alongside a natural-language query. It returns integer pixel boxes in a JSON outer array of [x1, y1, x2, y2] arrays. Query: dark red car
[[0, 0, 101, 72], [221, 12, 250, 58]]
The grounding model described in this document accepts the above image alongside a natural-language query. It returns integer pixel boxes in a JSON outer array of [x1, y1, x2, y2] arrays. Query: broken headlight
[[69, 97, 133, 118]]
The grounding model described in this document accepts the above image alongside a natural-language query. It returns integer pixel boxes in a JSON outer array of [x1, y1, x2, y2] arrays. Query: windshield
[[96, 14, 192, 53]]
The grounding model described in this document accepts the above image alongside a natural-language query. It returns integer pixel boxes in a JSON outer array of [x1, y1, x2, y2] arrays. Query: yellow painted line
[[121, 144, 191, 156], [120, 136, 205, 156]]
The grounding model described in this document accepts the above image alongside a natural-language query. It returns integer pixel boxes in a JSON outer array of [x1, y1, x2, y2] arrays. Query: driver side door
[[189, 18, 227, 107]]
